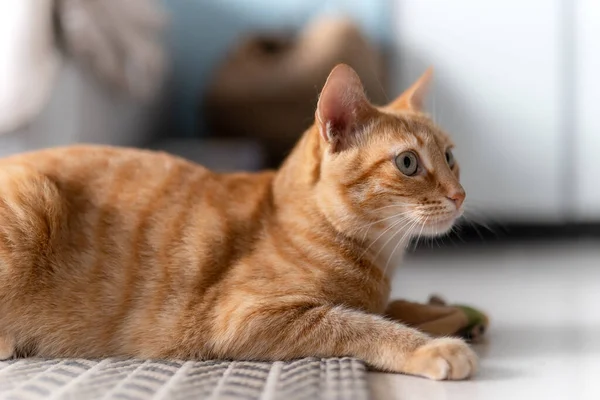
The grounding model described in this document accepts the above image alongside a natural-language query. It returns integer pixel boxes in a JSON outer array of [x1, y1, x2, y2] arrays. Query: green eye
[[395, 151, 419, 176], [445, 149, 455, 168]]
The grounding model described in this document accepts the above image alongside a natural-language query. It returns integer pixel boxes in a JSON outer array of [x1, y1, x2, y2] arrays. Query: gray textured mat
[[0, 358, 368, 399]]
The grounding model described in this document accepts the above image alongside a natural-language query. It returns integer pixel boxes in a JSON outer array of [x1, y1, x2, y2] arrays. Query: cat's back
[[0, 145, 212, 206], [0, 145, 275, 265], [0, 145, 217, 273]]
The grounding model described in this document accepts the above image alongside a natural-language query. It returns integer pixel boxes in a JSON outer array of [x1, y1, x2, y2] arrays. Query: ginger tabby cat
[[0, 64, 475, 380]]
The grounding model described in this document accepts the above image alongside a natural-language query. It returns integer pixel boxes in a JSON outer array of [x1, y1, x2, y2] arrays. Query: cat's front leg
[[209, 303, 477, 380]]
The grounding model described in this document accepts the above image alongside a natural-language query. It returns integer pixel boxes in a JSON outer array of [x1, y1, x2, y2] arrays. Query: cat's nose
[[446, 191, 465, 209]]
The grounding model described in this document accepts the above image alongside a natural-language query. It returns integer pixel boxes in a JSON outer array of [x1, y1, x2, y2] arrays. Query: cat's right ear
[[316, 64, 371, 153]]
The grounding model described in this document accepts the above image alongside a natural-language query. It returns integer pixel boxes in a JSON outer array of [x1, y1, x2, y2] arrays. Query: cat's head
[[313, 64, 465, 240]]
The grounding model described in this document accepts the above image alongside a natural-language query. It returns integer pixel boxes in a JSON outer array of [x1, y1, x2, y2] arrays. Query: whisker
[[360, 212, 412, 230], [465, 219, 487, 242], [380, 219, 417, 276], [370, 217, 416, 264], [412, 216, 429, 252], [451, 224, 467, 244], [357, 212, 413, 241], [462, 215, 499, 236], [463, 202, 507, 232], [383, 217, 421, 275], [358, 217, 408, 260]]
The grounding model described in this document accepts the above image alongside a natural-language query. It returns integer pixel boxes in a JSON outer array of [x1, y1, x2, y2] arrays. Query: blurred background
[[1, 0, 599, 241]]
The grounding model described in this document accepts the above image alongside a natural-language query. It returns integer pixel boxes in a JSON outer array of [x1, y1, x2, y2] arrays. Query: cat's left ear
[[389, 67, 433, 112], [316, 64, 372, 153]]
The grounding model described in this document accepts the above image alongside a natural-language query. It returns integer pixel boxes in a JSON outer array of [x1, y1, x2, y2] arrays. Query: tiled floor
[[369, 240, 600, 400]]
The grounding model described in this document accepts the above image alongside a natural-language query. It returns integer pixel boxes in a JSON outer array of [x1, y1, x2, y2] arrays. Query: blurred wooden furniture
[[204, 17, 387, 167]]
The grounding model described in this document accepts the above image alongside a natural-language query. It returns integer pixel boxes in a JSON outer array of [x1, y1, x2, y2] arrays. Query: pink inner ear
[[316, 64, 368, 149], [328, 115, 348, 136], [318, 91, 351, 140]]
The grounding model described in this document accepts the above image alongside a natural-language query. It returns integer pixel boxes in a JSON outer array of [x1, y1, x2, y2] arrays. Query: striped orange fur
[[0, 65, 475, 380]]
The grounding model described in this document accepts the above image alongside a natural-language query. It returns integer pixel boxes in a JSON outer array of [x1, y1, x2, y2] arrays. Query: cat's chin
[[420, 216, 459, 237]]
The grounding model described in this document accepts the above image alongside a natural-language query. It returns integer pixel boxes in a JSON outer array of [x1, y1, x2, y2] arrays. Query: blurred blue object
[[160, 0, 390, 138]]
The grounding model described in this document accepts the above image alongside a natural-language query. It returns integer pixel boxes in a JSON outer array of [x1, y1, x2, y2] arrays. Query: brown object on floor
[[386, 297, 489, 343], [386, 300, 469, 336], [204, 16, 387, 167]]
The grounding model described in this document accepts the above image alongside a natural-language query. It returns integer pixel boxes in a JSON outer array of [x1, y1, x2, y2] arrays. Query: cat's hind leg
[[0, 164, 65, 271], [0, 165, 66, 356]]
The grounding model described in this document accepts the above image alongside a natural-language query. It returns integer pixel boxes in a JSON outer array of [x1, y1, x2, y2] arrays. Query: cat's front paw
[[403, 337, 477, 380]]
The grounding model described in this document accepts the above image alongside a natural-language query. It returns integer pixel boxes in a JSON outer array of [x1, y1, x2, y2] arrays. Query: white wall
[[0, 63, 162, 158], [574, 0, 600, 221], [390, 0, 585, 223]]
